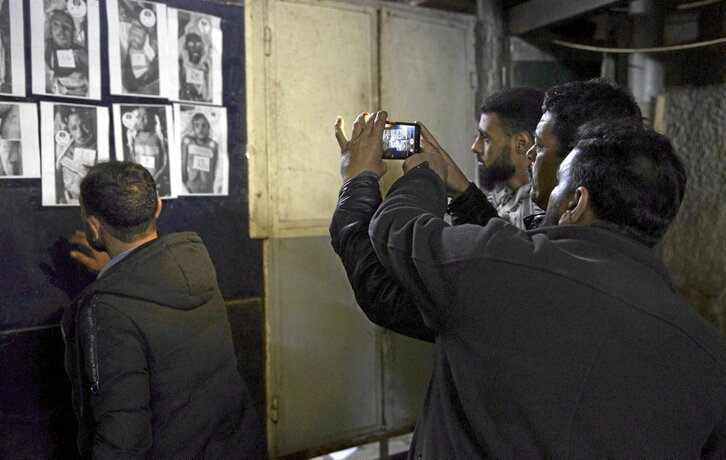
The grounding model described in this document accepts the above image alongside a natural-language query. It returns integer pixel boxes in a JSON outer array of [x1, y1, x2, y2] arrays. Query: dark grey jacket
[[334, 168, 726, 458], [62, 232, 264, 459]]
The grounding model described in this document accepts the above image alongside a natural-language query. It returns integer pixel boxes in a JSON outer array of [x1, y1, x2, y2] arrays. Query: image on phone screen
[[382, 122, 420, 159]]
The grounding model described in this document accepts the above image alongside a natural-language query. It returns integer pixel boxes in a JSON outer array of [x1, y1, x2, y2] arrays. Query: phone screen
[[382, 122, 420, 159]]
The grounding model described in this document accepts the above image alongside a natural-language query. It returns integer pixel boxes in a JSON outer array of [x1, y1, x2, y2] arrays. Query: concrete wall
[[661, 83, 726, 331]]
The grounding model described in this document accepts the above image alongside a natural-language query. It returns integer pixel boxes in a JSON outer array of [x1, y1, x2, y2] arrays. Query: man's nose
[[471, 136, 481, 155], [525, 145, 535, 163]]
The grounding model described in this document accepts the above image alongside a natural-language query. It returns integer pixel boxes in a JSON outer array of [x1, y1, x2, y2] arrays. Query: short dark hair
[[542, 78, 642, 156], [569, 121, 687, 247], [480, 86, 544, 136], [185, 33, 202, 43], [80, 161, 158, 242]]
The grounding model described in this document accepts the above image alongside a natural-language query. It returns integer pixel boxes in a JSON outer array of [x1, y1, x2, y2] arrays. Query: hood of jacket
[[87, 232, 218, 311]]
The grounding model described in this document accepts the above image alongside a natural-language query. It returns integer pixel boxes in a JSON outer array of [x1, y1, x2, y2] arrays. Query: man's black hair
[[570, 120, 687, 248], [542, 78, 642, 156], [80, 161, 158, 242], [480, 86, 544, 136], [185, 33, 202, 43]]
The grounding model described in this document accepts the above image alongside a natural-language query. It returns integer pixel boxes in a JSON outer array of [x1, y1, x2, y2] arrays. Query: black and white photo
[[108, 0, 170, 98], [0, 0, 26, 96], [0, 103, 40, 178], [169, 8, 222, 105], [41, 102, 109, 205], [31, 0, 101, 99], [174, 103, 227, 195], [113, 104, 180, 198]]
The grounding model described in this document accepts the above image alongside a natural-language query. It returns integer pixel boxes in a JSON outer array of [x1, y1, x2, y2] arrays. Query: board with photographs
[[107, 0, 170, 98], [0, 0, 26, 96], [30, 0, 102, 99], [2, 8, 261, 455], [40, 102, 109, 206], [112, 103, 181, 198], [0, 103, 40, 178], [174, 103, 228, 196], [168, 8, 223, 105]]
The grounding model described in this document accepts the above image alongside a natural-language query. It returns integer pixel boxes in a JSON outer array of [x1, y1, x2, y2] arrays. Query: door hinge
[[270, 395, 279, 424], [264, 26, 272, 56]]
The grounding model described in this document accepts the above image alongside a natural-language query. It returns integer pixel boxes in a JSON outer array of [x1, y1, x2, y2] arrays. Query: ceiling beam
[[508, 0, 622, 35]]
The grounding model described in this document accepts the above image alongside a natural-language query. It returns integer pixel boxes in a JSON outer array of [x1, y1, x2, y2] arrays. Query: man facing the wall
[[62, 161, 265, 458]]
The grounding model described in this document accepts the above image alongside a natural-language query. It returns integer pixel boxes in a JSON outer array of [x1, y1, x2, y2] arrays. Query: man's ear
[[154, 195, 162, 218], [86, 215, 103, 242], [559, 186, 594, 225], [514, 131, 533, 156]]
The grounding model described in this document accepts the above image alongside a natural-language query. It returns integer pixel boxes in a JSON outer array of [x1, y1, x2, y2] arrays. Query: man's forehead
[[479, 112, 502, 131]]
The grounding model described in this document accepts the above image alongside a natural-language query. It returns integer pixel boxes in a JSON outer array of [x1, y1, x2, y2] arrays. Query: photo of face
[[0, 104, 21, 176], [172, 9, 221, 104], [0, 0, 12, 94], [0, 103, 40, 179], [41, 0, 90, 96], [176, 103, 227, 196], [117, 0, 160, 96], [115, 104, 172, 197], [54, 105, 98, 203]]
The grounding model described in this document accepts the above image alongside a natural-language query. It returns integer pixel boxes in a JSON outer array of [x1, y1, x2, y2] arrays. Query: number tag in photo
[[186, 67, 205, 85], [138, 155, 155, 169], [73, 147, 96, 165], [56, 49, 76, 69], [191, 155, 211, 172]]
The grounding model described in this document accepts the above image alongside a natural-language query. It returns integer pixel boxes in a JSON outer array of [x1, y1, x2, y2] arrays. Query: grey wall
[[662, 83, 726, 330]]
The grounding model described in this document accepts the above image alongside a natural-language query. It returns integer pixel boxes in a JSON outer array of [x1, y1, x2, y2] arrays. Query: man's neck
[[507, 168, 530, 191], [105, 232, 158, 260]]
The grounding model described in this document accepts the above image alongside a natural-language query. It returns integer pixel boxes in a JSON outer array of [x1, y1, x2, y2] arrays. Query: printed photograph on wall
[[0, 103, 40, 178], [174, 103, 228, 196], [40, 102, 109, 206], [30, 0, 101, 99], [112, 103, 181, 198], [107, 0, 170, 98], [168, 8, 222, 105], [0, 0, 26, 96]]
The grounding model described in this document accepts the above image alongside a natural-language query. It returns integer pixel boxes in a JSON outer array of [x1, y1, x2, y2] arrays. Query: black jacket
[[332, 169, 726, 458], [62, 232, 264, 459]]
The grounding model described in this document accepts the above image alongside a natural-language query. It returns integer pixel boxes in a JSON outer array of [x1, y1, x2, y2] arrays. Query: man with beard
[[332, 111, 726, 457], [179, 32, 210, 102], [62, 161, 266, 459], [432, 87, 544, 229]]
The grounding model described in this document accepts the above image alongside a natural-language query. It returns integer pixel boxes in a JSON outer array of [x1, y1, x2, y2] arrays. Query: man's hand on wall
[[69, 230, 110, 273]]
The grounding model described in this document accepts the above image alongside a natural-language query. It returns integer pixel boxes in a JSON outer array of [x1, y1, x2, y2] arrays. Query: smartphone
[[382, 121, 420, 159]]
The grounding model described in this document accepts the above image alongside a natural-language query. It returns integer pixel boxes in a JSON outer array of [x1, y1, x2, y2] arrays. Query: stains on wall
[[662, 83, 726, 331]]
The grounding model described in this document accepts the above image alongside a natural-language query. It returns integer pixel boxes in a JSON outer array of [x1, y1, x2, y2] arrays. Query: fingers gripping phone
[[382, 121, 421, 159]]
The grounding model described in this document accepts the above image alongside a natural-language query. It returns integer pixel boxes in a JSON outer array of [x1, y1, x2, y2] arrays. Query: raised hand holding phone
[[335, 111, 388, 182]]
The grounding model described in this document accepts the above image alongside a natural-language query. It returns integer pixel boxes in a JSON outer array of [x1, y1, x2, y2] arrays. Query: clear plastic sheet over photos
[[40, 101, 109, 206], [30, 0, 102, 99], [0, 0, 26, 97], [112, 103, 182, 198], [0, 103, 40, 178], [174, 103, 228, 196]]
